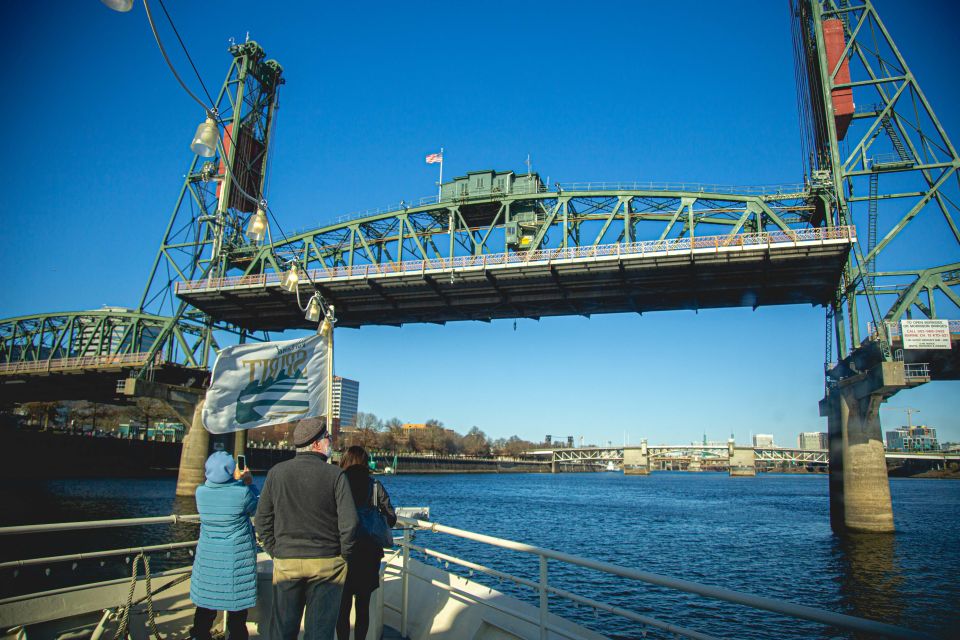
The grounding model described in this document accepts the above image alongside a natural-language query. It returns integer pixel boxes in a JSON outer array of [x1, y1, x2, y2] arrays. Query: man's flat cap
[[293, 417, 328, 447]]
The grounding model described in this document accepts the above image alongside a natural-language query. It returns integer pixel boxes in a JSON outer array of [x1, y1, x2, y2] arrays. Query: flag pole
[[438, 147, 444, 201], [322, 306, 336, 460]]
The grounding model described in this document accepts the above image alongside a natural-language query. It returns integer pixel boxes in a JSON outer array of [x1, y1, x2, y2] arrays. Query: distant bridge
[[528, 445, 960, 469]]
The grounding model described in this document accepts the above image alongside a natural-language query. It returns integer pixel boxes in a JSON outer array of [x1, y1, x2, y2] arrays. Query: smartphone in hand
[[237, 454, 246, 472]]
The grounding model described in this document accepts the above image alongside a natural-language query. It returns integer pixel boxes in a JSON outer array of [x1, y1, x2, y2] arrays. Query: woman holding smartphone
[[189, 451, 260, 640]]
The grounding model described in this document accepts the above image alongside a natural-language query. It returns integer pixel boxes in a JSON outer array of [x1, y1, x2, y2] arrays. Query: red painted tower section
[[823, 19, 854, 140]]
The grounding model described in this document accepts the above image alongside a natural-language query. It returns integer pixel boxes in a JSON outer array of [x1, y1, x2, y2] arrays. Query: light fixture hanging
[[101, 0, 134, 11], [304, 294, 323, 323], [280, 264, 300, 292], [246, 205, 268, 243], [190, 115, 219, 157]]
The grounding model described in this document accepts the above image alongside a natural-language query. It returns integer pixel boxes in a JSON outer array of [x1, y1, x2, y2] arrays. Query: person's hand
[[240, 469, 253, 485]]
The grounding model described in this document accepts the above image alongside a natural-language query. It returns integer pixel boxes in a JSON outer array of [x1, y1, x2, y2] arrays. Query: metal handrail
[[395, 516, 933, 640], [0, 514, 200, 536], [177, 226, 856, 294], [0, 541, 198, 570]]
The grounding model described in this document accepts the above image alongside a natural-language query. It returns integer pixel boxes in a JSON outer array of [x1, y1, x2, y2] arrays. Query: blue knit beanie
[[205, 451, 236, 484]]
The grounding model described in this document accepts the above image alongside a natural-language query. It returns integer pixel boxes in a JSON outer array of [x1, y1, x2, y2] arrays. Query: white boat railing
[[395, 515, 934, 640], [0, 514, 934, 640]]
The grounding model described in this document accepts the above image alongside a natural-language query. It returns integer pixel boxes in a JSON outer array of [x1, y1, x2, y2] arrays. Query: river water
[[2, 472, 958, 639]]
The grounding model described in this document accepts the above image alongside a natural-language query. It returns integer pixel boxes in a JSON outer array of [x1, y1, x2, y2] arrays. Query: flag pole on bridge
[[426, 148, 443, 201]]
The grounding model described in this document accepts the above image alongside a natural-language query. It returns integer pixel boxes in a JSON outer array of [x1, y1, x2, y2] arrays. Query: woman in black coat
[[336, 446, 397, 640]]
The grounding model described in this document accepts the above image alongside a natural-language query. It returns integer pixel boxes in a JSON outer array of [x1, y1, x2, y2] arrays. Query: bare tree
[[462, 426, 490, 456], [69, 402, 117, 432], [22, 402, 60, 430], [133, 398, 176, 428]]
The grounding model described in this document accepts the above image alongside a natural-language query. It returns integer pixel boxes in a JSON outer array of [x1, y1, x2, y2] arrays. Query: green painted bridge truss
[[0, 310, 211, 402], [795, 0, 960, 374], [178, 184, 855, 329]]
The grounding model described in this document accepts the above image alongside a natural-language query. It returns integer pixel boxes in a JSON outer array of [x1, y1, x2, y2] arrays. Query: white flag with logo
[[202, 334, 327, 434]]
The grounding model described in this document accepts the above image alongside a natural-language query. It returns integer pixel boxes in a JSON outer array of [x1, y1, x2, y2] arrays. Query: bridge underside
[[180, 240, 850, 330], [0, 364, 207, 406]]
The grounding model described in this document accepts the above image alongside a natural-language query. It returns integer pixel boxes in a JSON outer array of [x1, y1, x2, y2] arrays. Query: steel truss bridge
[[0, 310, 211, 403], [178, 194, 853, 330], [531, 445, 960, 468], [531, 445, 831, 467]]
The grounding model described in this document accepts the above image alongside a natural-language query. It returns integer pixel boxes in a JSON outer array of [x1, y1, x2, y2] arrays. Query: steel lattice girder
[[0, 310, 208, 370], [177, 188, 858, 330], [796, 0, 960, 366], [0, 310, 210, 405]]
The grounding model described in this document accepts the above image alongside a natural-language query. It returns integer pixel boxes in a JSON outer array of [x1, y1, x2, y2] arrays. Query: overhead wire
[[155, 0, 215, 108], [140, 0, 209, 113]]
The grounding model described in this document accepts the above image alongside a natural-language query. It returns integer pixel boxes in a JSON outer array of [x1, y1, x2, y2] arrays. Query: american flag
[[425, 152, 443, 164]]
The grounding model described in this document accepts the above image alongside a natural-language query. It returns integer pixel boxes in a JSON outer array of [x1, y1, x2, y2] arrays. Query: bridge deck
[[178, 228, 854, 330]]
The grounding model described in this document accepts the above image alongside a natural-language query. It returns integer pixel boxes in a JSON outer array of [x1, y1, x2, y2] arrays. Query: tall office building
[[798, 432, 828, 450], [752, 434, 775, 448], [331, 376, 359, 428]]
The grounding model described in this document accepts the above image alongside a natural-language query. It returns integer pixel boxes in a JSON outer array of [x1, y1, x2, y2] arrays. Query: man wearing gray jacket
[[255, 418, 358, 640]]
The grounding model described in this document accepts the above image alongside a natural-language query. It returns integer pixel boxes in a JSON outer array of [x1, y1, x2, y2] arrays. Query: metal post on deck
[[401, 527, 411, 639], [539, 555, 548, 640]]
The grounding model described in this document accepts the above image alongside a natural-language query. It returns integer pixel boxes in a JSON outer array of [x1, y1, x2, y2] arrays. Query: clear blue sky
[[2, 1, 958, 446]]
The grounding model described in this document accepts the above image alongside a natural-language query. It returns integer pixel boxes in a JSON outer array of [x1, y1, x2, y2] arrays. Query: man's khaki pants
[[270, 557, 348, 640]]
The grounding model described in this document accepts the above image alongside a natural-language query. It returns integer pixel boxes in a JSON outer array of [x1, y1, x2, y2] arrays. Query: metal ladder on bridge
[[880, 114, 911, 163]]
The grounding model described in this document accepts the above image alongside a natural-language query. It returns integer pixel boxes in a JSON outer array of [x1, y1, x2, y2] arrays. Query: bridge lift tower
[[795, 0, 960, 532], [129, 40, 285, 495]]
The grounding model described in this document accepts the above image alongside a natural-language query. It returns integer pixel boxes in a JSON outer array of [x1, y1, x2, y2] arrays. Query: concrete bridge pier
[[176, 399, 210, 497], [623, 440, 650, 475], [120, 378, 208, 497], [728, 441, 756, 477], [820, 361, 904, 534]]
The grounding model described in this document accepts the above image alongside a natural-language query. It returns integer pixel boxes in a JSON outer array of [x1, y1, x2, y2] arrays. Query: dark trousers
[[190, 607, 248, 640]]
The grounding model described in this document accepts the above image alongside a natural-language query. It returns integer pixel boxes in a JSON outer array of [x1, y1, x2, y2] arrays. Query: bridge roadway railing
[[0, 514, 932, 640], [177, 225, 856, 294], [0, 352, 163, 376]]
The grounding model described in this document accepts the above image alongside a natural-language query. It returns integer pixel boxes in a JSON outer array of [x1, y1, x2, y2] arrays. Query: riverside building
[[885, 425, 940, 452]]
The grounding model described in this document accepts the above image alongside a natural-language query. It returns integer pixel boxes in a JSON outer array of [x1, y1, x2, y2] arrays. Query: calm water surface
[[2, 472, 958, 639]]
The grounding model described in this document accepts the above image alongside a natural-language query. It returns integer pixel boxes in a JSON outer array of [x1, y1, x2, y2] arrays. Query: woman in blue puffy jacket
[[189, 451, 260, 640]]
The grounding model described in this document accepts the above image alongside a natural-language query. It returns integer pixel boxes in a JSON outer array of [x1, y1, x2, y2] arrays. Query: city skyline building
[[332, 376, 359, 429], [798, 432, 828, 450], [753, 434, 775, 448], [885, 425, 940, 452]]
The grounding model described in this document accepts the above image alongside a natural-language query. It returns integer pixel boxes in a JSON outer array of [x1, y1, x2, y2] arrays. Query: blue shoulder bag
[[356, 479, 393, 548]]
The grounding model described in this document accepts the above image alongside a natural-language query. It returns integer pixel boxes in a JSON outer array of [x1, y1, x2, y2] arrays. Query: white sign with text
[[900, 319, 951, 350]]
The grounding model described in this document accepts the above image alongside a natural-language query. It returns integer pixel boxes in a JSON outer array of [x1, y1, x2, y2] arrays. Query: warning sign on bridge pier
[[900, 320, 951, 350]]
